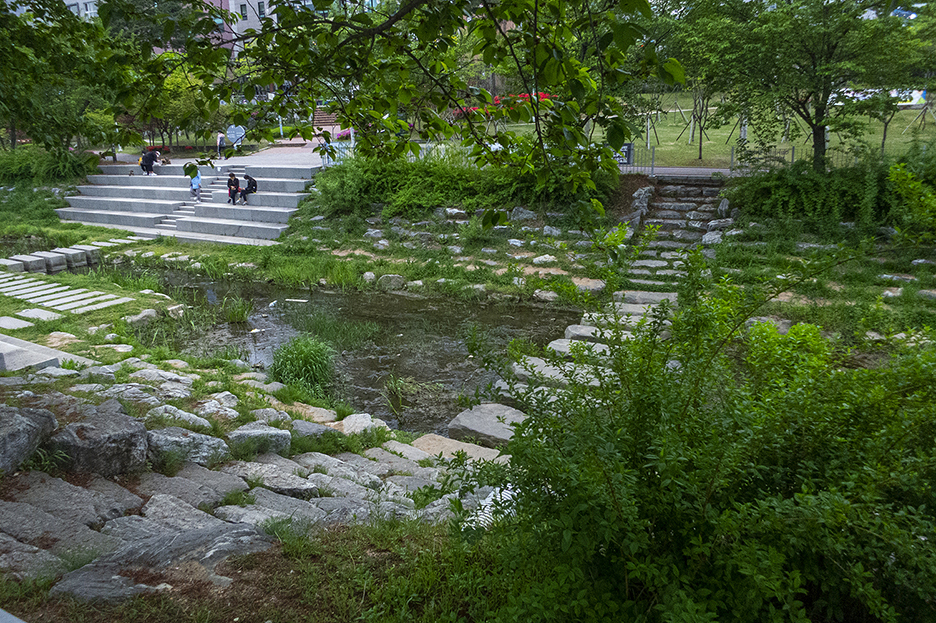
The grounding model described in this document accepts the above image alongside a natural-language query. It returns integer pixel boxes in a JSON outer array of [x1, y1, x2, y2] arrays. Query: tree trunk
[[811, 123, 826, 173], [9, 117, 16, 150]]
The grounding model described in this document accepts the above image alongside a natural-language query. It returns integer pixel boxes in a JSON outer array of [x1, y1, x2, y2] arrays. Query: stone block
[[49, 399, 148, 477], [51, 247, 87, 268], [8, 255, 46, 273], [0, 317, 33, 330], [147, 427, 229, 467], [0, 406, 57, 473], [16, 309, 64, 322], [448, 403, 526, 448], [0, 258, 24, 272], [30, 252, 68, 274]]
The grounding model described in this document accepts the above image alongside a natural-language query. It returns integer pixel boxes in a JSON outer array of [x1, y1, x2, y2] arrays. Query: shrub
[[267, 334, 335, 400], [724, 158, 900, 234], [0, 145, 98, 183], [477, 250, 936, 622]]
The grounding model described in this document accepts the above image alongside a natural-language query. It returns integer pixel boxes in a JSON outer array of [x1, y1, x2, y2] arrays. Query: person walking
[[217, 131, 226, 158], [239, 174, 257, 205], [227, 172, 240, 204], [189, 170, 202, 203]]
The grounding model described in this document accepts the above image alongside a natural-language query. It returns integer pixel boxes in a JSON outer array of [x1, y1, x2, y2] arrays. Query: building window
[[240, 3, 247, 18], [258, 1, 265, 18]]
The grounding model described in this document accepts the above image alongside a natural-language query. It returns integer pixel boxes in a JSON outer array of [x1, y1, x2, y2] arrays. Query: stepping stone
[[8, 255, 45, 272], [291, 452, 381, 489], [69, 245, 101, 263], [0, 280, 42, 294], [0, 258, 25, 272], [37, 290, 103, 307], [448, 403, 526, 448], [20, 286, 73, 301], [512, 356, 602, 388], [30, 251, 67, 273], [382, 440, 431, 463], [91, 241, 117, 247], [220, 462, 320, 499], [614, 291, 678, 305], [547, 338, 610, 358], [0, 532, 67, 580], [109, 238, 136, 244], [411, 434, 505, 464], [52, 294, 120, 311], [16, 308, 64, 321], [0, 316, 33, 329], [51, 247, 87, 268], [363, 447, 438, 479], [69, 297, 136, 314], [10, 285, 71, 299], [3, 471, 137, 528]]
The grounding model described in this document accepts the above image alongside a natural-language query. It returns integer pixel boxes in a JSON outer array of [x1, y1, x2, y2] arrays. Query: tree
[[687, 0, 920, 171], [165, 0, 682, 215]]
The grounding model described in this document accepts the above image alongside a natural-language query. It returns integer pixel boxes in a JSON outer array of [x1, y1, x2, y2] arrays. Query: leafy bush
[[308, 153, 616, 221], [724, 158, 900, 234], [0, 146, 98, 183], [888, 162, 936, 243], [478, 251, 936, 622], [268, 334, 335, 400]]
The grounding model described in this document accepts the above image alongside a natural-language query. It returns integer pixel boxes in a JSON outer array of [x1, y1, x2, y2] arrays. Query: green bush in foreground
[[0, 145, 98, 183], [267, 334, 335, 401], [482, 250, 936, 622]]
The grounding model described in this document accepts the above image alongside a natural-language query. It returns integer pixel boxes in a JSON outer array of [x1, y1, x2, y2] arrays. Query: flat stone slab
[[382, 440, 431, 463], [220, 462, 320, 499], [8, 255, 46, 272], [147, 427, 229, 467], [49, 522, 272, 603], [0, 532, 67, 580], [512, 356, 601, 388], [363, 447, 438, 479], [448, 403, 526, 448], [142, 494, 227, 532], [70, 297, 137, 315], [50, 294, 120, 311], [37, 290, 104, 307], [614, 290, 678, 305], [136, 472, 225, 509], [547, 338, 610, 358], [16, 308, 64, 321], [175, 462, 249, 496], [411, 434, 506, 463], [0, 316, 33, 329], [2, 471, 138, 528], [0, 500, 123, 558]]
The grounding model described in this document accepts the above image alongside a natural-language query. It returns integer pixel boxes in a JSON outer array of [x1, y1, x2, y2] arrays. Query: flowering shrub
[[451, 93, 554, 119]]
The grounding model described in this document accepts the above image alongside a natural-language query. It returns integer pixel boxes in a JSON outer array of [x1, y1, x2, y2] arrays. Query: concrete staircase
[[57, 163, 319, 245]]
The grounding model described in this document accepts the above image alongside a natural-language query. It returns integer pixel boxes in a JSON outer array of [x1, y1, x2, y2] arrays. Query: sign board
[[226, 125, 247, 146], [612, 143, 634, 166]]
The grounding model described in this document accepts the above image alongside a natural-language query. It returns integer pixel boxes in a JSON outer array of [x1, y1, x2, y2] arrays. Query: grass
[[1, 519, 506, 623]]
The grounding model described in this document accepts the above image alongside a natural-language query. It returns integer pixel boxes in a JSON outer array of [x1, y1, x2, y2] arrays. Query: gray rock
[[707, 218, 734, 231], [364, 447, 438, 480], [142, 493, 227, 531], [701, 231, 723, 246], [196, 399, 239, 420], [532, 255, 556, 265], [223, 487, 327, 526], [147, 427, 229, 467], [381, 440, 431, 462], [121, 309, 158, 327], [745, 316, 793, 335], [364, 229, 384, 240], [510, 206, 537, 221], [2, 471, 133, 527], [542, 225, 561, 237], [0, 532, 67, 580], [49, 399, 148, 477], [0, 500, 123, 558], [208, 391, 239, 408], [220, 462, 320, 499], [448, 403, 526, 448], [49, 522, 272, 603], [137, 472, 225, 509], [146, 405, 211, 430], [309, 497, 373, 524], [292, 420, 335, 439], [228, 422, 292, 456], [99, 383, 161, 406], [386, 475, 434, 493], [175, 462, 249, 496], [79, 363, 121, 383], [250, 408, 291, 424], [0, 405, 57, 474], [291, 452, 380, 488], [157, 381, 192, 400], [101, 515, 176, 542], [129, 368, 193, 385], [377, 274, 405, 291]]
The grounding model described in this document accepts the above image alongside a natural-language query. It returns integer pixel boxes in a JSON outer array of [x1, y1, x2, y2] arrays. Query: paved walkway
[[113, 142, 730, 178]]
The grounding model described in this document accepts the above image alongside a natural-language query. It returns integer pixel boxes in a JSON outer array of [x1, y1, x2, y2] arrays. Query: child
[[190, 170, 202, 203]]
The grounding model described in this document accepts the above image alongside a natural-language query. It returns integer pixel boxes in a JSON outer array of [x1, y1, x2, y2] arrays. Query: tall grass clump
[[268, 334, 335, 400], [307, 152, 616, 221], [0, 145, 98, 183]]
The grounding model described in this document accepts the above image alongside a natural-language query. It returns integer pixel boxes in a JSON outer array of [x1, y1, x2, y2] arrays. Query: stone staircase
[[56, 163, 319, 245]]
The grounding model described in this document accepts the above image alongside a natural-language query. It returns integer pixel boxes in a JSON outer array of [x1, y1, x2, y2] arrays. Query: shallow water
[[162, 273, 579, 434]]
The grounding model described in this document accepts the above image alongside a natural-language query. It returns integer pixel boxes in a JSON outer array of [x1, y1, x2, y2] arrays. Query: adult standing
[[227, 172, 240, 204], [217, 131, 226, 158]]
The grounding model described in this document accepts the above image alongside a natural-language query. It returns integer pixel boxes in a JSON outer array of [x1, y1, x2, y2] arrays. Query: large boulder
[[48, 400, 147, 477], [0, 406, 57, 474], [448, 403, 526, 448]]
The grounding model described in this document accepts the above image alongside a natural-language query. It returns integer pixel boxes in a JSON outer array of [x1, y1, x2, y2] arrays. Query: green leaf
[[607, 123, 626, 151]]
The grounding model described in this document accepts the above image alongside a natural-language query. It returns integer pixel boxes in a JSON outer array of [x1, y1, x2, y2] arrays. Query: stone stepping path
[[0, 273, 135, 316], [0, 238, 147, 275]]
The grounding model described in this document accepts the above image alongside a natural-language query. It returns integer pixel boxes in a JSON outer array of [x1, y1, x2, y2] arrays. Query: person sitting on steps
[[227, 172, 239, 204], [239, 175, 257, 205]]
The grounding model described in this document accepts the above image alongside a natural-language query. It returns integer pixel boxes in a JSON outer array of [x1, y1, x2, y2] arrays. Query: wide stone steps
[[60, 163, 318, 245]]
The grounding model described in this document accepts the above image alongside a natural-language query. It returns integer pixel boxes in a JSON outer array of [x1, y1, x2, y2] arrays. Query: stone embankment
[[0, 354, 516, 603]]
